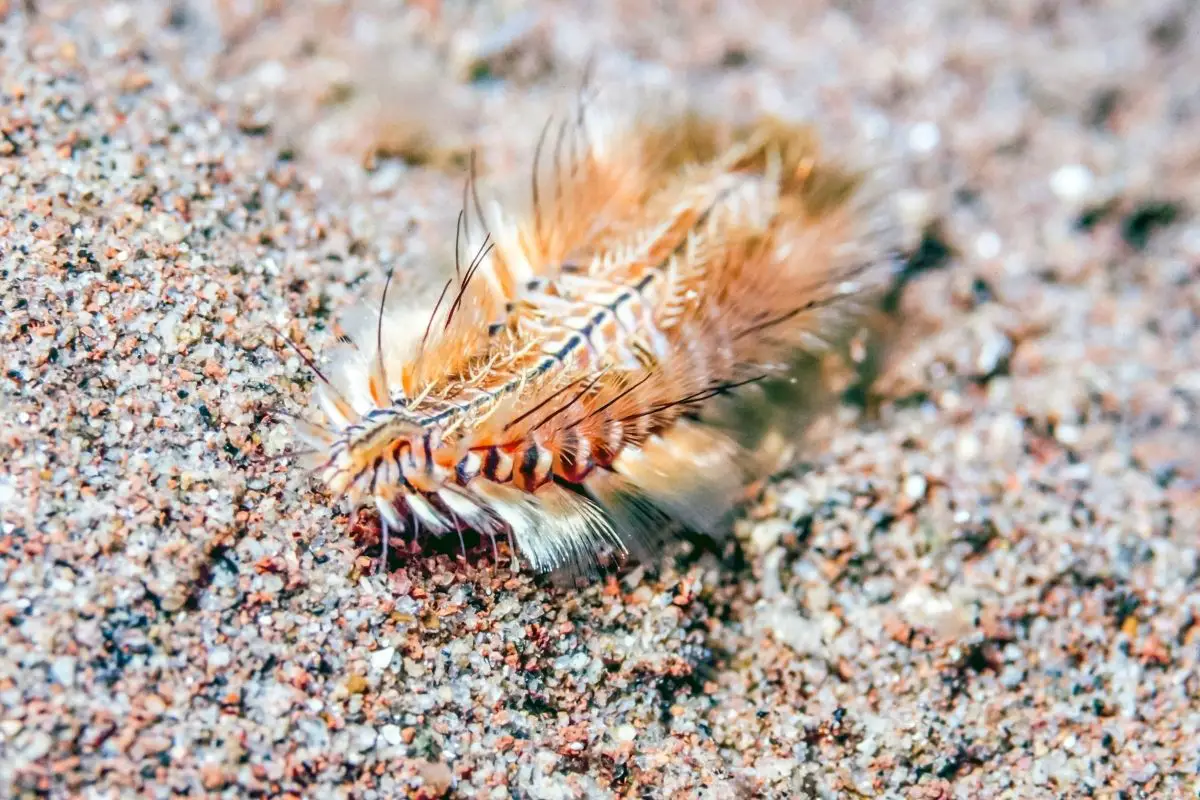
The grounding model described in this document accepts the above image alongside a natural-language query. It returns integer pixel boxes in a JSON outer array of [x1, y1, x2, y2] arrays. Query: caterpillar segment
[[285, 92, 893, 577]]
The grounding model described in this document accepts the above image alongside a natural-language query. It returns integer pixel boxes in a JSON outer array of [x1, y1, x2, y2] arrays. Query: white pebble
[[353, 725, 378, 752], [208, 647, 232, 668], [1055, 424, 1082, 446], [778, 486, 812, 517], [51, 656, 77, 687], [158, 218, 186, 244], [908, 121, 941, 154], [370, 646, 396, 672], [975, 230, 1001, 259], [380, 724, 402, 746], [256, 61, 288, 89], [1000, 665, 1025, 689], [1050, 164, 1093, 202], [904, 474, 928, 501], [1129, 762, 1158, 784], [103, 3, 133, 28], [895, 189, 932, 229], [750, 518, 791, 555], [18, 731, 52, 761], [956, 433, 981, 461]]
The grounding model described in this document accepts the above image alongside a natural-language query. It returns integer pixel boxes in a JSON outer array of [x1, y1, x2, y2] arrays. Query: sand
[[1, 1, 1198, 797]]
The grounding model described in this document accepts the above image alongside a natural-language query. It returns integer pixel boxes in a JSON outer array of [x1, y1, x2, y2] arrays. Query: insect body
[[284, 94, 892, 576]]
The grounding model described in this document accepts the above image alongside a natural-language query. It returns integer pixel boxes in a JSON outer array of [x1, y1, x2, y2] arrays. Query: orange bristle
[[275, 84, 898, 579]]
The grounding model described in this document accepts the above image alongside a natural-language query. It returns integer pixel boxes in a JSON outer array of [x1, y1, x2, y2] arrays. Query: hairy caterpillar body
[[281, 90, 895, 578]]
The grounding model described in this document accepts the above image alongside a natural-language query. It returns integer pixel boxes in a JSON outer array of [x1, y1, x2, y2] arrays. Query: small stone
[[451, 11, 547, 83], [898, 585, 972, 639], [50, 656, 76, 687], [1129, 761, 1158, 784], [956, 433, 982, 462], [208, 647, 231, 669], [1032, 750, 1068, 785], [120, 72, 152, 93], [346, 674, 368, 694], [1055, 424, 1082, 446], [883, 615, 913, 645], [416, 759, 453, 792], [141, 694, 167, 716], [750, 518, 791, 554], [976, 332, 1012, 376], [778, 486, 812, 517], [370, 646, 395, 671], [975, 230, 1001, 259], [1000, 665, 1025, 689], [159, 220, 186, 244], [895, 189, 933, 230], [1050, 164, 1093, 202], [140, 735, 171, 755], [18, 731, 52, 761], [200, 763, 226, 790], [351, 725, 377, 752], [904, 474, 928, 501], [908, 121, 941, 153], [380, 724, 402, 746]]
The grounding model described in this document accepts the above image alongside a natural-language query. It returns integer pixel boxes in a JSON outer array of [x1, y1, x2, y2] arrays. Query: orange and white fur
[[283, 88, 896, 577]]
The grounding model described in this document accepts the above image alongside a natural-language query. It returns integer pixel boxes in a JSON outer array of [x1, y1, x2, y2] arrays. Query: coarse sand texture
[[1, 2, 1198, 798]]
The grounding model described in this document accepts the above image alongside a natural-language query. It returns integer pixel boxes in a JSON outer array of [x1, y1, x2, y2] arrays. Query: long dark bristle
[[579, 372, 654, 422], [421, 276, 454, 354], [267, 322, 356, 412], [503, 374, 590, 432], [375, 267, 395, 391], [531, 371, 607, 432], [530, 116, 554, 255], [444, 237, 494, 330], [453, 208, 465, 282], [621, 375, 769, 423]]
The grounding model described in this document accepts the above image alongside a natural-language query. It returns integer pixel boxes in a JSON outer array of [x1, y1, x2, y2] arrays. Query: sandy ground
[[2, 1, 1199, 798]]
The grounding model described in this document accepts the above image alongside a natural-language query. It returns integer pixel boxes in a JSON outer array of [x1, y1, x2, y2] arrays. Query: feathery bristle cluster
[[279, 87, 896, 578]]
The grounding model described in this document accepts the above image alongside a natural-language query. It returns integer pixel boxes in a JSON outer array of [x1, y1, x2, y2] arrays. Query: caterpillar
[[276, 87, 897, 579]]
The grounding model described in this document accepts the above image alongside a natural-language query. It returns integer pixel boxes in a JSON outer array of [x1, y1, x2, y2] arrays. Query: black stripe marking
[[483, 447, 501, 480], [553, 334, 583, 361], [405, 186, 736, 431], [519, 445, 540, 484], [608, 291, 634, 310], [456, 455, 475, 485]]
